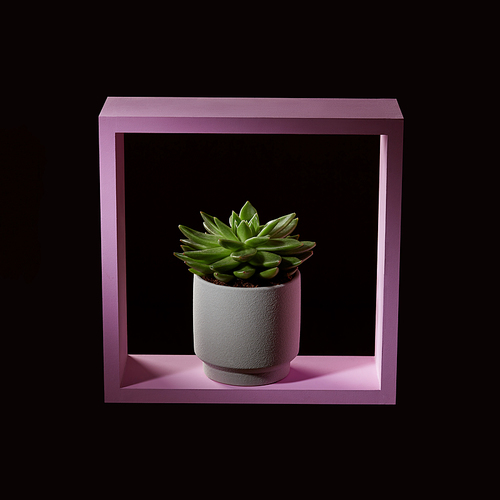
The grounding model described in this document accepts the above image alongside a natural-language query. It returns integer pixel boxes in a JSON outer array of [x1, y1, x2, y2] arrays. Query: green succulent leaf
[[188, 268, 206, 277], [258, 267, 279, 279], [183, 247, 231, 263], [229, 211, 241, 233], [218, 238, 245, 250], [210, 255, 241, 272], [176, 203, 315, 283], [273, 217, 299, 238], [256, 238, 303, 253], [200, 212, 220, 236], [233, 265, 256, 279], [279, 255, 302, 270], [249, 213, 260, 235], [248, 250, 282, 268], [179, 225, 219, 247], [236, 220, 253, 242], [239, 201, 257, 221], [213, 272, 234, 283], [243, 236, 270, 248], [231, 246, 258, 262], [267, 213, 296, 238], [173, 251, 187, 261], [279, 251, 314, 270], [299, 250, 314, 263], [175, 251, 204, 264], [175, 255, 213, 274], [285, 241, 316, 255], [179, 238, 209, 250], [214, 217, 238, 241], [257, 218, 280, 237]]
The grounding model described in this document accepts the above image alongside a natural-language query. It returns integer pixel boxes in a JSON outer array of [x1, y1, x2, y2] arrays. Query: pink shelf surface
[[118, 355, 381, 404], [99, 97, 403, 404]]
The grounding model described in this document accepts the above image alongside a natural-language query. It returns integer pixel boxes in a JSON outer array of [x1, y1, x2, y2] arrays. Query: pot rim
[[193, 269, 300, 292]]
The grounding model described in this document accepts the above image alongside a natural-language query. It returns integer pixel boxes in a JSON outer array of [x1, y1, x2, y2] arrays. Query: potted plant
[[174, 201, 316, 386]]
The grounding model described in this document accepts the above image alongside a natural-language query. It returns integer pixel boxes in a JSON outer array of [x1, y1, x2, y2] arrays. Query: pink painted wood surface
[[100, 97, 403, 119], [99, 97, 403, 404], [117, 355, 382, 404]]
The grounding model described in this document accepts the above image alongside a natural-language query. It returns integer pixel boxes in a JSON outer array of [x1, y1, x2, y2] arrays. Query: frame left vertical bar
[[99, 112, 128, 401]]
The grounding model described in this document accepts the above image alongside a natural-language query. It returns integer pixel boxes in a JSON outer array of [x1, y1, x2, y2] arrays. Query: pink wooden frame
[[99, 97, 403, 404]]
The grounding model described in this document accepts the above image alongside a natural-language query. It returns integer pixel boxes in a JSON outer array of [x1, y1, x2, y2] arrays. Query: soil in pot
[[201, 272, 295, 288]]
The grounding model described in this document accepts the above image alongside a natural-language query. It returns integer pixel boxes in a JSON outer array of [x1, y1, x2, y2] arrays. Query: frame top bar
[[100, 97, 403, 120]]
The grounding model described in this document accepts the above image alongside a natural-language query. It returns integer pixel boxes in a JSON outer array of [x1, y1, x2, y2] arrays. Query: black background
[[125, 133, 380, 356], [0, 11, 446, 419]]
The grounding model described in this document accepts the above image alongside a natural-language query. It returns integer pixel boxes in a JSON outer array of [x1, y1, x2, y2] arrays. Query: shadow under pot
[[193, 271, 301, 386]]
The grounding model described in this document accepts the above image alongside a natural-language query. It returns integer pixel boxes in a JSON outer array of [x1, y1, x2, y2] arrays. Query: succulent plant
[[174, 201, 316, 284]]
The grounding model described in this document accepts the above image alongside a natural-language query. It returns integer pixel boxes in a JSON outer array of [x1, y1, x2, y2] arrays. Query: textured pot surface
[[193, 271, 301, 386]]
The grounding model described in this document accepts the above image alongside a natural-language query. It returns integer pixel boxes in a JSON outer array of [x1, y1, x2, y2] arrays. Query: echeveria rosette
[[174, 201, 316, 283]]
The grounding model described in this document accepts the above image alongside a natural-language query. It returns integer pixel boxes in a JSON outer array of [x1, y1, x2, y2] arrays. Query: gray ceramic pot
[[193, 271, 301, 386]]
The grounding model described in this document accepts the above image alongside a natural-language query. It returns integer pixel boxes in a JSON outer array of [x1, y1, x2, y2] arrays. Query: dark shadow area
[[0, 127, 45, 283], [277, 365, 326, 384], [277, 356, 377, 384], [124, 134, 379, 356], [120, 356, 171, 387]]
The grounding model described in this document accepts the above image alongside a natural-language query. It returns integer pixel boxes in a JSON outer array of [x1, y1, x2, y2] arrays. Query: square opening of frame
[[123, 133, 380, 358]]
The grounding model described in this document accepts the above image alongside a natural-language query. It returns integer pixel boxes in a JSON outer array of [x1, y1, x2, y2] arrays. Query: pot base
[[202, 361, 290, 386]]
